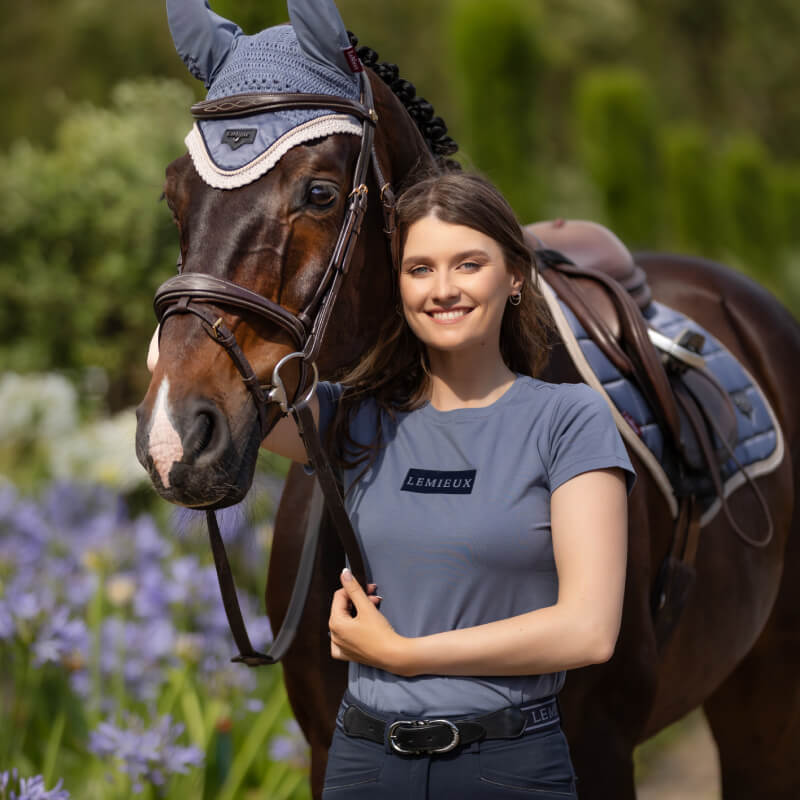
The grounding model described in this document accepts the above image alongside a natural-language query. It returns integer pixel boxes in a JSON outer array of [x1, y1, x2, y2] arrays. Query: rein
[[154, 72, 395, 666]]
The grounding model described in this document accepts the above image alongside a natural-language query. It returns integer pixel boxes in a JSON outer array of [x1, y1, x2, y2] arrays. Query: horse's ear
[[288, 0, 361, 80], [167, 0, 243, 87]]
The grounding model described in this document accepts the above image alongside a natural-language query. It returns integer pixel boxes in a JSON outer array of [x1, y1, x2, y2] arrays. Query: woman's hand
[[328, 569, 408, 673]]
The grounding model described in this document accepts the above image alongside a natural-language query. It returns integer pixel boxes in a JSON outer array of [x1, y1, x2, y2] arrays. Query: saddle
[[524, 219, 750, 647]]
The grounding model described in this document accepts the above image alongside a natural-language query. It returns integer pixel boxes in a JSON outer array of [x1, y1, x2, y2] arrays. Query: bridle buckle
[[267, 351, 319, 414]]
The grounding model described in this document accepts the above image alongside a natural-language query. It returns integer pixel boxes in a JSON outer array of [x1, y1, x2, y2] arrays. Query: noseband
[[152, 72, 397, 666]]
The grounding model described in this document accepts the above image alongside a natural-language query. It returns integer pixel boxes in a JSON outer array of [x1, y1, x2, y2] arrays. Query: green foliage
[[212, 0, 287, 34], [662, 123, 721, 257], [448, 0, 546, 221], [0, 0, 197, 147], [574, 67, 661, 247], [775, 163, 800, 252], [717, 133, 780, 280], [0, 80, 192, 409]]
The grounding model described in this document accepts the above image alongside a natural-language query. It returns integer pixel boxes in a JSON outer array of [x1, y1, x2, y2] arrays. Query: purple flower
[[41, 481, 121, 531], [133, 564, 169, 619], [268, 720, 309, 768], [132, 516, 169, 562], [0, 768, 70, 799], [33, 608, 89, 666], [89, 713, 203, 793], [95, 617, 176, 701], [0, 602, 14, 639]]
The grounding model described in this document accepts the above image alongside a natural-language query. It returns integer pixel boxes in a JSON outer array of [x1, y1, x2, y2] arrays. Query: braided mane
[[348, 33, 460, 171]]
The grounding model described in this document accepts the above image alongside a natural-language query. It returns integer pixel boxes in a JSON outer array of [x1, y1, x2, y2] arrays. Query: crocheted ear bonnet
[[168, 0, 363, 189]]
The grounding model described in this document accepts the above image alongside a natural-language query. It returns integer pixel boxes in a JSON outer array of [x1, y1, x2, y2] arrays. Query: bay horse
[[135, 24, 800, 800]]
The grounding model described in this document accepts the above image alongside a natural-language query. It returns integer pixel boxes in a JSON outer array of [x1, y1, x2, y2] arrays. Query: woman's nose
[[432, 270, 459, 303]]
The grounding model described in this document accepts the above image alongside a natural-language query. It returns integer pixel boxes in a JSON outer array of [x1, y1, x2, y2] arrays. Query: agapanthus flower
[[88, 713, 203, 793], [268, 720, 309, 768], [0, 767, 70, 799], [33, 607, 89, 666]]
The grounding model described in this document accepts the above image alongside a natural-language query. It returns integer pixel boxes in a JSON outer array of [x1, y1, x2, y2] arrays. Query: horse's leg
[[703, 492, 800, 800], [560, 482, 661, 799], [267, 463, 348, 800]]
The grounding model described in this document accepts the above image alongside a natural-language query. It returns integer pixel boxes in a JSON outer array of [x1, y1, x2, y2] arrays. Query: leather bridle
[[153, 71, 397, 666]]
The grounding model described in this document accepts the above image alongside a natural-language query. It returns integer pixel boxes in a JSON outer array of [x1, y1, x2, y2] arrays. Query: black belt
[[341, 696, 560, 756]]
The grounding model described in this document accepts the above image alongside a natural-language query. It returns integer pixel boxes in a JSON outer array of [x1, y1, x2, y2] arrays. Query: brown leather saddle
[[524, 219, 769, 646], [525, 220, 738, 472]]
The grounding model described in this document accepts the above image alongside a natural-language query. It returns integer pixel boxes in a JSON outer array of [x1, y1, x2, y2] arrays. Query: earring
[[509, 291, 522, 306]]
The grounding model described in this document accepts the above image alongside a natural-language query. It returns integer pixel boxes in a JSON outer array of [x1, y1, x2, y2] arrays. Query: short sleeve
[[316, 381, 344, 440], [547, 383, 636, 494]]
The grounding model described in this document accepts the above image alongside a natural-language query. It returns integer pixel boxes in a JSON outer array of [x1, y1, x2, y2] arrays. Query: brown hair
[[331, 172, 553, 474]]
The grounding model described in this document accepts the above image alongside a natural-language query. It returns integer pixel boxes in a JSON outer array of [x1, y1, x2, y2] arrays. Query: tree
[[448, 0, 547, 222], [574, 67, 661, 247], [0, 80, 194, 409], [662, 123, 721, 257], [718, 133, 780, 282]]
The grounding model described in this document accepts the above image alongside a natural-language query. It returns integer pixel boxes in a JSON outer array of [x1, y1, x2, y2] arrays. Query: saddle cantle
[[527, 219, 652, 311]]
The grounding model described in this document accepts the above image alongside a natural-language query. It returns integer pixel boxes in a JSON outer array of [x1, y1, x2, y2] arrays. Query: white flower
[[0, 373, 78, 441], [49, 409, 148, 491], [106, 574, 137, 607]]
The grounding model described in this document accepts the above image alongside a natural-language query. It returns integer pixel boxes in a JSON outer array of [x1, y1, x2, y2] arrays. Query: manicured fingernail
[[341, 568, 352, 581], [375, 595, 384, 602]]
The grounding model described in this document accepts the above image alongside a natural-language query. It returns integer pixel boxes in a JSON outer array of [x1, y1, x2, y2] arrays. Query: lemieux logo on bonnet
[[222, 129, 257, 150], [401, 469, 477, 495]]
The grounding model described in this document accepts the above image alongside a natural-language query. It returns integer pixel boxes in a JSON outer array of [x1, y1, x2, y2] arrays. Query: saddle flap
[[679, 366, 739, 458]]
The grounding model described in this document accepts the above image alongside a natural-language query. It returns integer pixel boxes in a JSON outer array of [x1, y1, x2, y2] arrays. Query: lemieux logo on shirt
[[400, 468, 477, 494]]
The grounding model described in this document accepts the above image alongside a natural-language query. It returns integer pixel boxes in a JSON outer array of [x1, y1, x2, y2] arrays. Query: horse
[[135, 6, 800, 798]]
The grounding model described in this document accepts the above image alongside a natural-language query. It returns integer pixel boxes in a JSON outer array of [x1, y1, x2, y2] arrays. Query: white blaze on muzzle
[[148, 377, 183, 489]]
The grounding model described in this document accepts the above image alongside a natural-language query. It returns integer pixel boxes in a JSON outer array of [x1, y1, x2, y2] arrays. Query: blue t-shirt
[[317, 375, 635, 716]]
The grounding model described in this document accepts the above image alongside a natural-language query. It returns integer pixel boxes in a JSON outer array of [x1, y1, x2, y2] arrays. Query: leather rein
[[153, 73, 396, 666]]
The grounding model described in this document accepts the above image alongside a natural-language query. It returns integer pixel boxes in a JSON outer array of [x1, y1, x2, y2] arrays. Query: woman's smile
[[427, 306, 474, 323]]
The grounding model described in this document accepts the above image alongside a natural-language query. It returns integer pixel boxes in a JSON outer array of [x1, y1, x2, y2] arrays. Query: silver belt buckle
[[388, 718, 461, 755]]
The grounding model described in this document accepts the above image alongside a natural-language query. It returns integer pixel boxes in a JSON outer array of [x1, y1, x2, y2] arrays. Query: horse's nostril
[[184, 410, 217, 462], [191, 412, 214, 458]]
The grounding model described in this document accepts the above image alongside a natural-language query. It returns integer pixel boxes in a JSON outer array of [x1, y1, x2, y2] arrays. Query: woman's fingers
[[329, 587, 350, 618]]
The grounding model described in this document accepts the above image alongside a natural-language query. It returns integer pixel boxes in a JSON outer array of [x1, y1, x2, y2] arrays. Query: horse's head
[[135, 0, 436, 508]]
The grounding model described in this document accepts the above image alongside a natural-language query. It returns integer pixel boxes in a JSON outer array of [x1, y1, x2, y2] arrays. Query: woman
[[264, 171, 634, 798]]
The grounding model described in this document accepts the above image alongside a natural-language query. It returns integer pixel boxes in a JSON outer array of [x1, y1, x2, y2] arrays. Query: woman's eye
[[308, 184, 337, 207], [408, 265, 431, 276], [458, 261, 481, 271]]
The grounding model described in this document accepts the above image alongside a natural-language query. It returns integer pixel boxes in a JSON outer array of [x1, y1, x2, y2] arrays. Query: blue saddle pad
[[549, 291, 783, 521]]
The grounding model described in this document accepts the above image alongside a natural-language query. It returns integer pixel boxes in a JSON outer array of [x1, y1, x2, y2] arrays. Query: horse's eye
[[308, 183, 337, 208]]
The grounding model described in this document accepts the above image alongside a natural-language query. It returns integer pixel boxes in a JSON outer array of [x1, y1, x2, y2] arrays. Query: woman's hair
[[330, 171, 554, 475]]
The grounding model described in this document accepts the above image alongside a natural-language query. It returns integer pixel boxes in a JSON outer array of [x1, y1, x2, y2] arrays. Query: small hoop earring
[[509, 291, 522, 306]]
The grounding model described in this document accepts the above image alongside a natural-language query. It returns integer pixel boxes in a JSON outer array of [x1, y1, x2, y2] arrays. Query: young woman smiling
[[262, 172, 634, 798]]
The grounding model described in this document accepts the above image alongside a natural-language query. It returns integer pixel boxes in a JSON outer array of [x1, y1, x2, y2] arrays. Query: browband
[[192, 92, 377, 123]]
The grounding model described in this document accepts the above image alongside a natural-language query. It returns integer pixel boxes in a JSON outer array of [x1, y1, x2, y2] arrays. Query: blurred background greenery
[[1, 1, 798, 796], [1, 0, 799, 410]]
